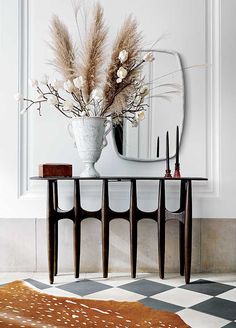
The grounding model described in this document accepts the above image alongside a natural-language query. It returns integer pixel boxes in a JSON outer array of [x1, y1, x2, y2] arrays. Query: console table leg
[[74, 221, 81, 278], [54, 222, 58, 276], [179, 222, 185, 276], [53, 181, 58, 276], [184, 180, 192, 284], [102, 180, 109, 278], [158, 180, 165, 279], [47, 180, 55, 284], [130, 180, 137, 278], [179, 180, 186, 276], [74, 180, 81, 278]]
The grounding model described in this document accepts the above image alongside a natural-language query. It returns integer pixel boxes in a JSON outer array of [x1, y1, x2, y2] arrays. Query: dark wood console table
[[31, 176, 207, 284]]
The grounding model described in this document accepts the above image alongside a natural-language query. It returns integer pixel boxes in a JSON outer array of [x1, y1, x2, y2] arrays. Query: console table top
[[31, 176, 208, 181]]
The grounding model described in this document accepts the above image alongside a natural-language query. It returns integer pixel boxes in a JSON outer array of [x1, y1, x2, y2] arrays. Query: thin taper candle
[[176, 126, 179, 165], [166, 131, 170, 170], [156, 137, 159, 158], [174, 125, 181, 178]]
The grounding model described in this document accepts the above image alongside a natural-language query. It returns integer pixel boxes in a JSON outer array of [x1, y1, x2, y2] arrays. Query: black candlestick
[[176, 126, 179, 165], [165, 131, 172, 178], [156, 137, 159, 158], [166, 131, 170, 170], [174, 125, 181, 178]]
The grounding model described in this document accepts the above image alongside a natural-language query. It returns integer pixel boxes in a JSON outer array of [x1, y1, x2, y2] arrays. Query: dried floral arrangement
[[15, 2, 178, 127]]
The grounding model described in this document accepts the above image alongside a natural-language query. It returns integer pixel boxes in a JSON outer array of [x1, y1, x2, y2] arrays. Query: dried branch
[[49, 15, 78, 80], [101, 15, 142, 116], [79, 2, 108, 102]]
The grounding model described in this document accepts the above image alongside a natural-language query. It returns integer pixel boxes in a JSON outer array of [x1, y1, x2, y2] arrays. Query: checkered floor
[[1, 273, 236, 327]]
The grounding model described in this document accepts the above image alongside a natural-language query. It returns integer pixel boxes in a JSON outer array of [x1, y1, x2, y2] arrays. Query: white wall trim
[[17, 0, 221, 200], [201, 0, 221, 198], [17, 0, 29, 198]]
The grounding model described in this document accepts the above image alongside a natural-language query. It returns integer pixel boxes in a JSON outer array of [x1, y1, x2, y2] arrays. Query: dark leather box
[[39, 164, 72, 177]]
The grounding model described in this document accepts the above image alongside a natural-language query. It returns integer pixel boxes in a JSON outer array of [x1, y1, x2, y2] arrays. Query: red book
[[39, 163, 72, 177]]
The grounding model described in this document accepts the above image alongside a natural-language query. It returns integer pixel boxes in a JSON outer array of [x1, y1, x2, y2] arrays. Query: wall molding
[[17, 0, 221, 200], [18, 0, 29, 198], [203, 0, 221, 197]]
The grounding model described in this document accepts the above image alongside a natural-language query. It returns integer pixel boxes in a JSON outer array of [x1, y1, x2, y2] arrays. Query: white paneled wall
[[0, 0, 236, 272]]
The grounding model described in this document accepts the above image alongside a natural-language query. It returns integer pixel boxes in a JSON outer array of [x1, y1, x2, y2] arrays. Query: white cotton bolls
[[143, 52, 155, 62], [64, 80, 74, 93], [47, 95, 59, 106], [118, 50, 128, 63]]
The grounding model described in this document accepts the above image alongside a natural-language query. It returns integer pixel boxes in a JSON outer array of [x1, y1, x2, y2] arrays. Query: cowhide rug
[[0, 281, 190, 327]]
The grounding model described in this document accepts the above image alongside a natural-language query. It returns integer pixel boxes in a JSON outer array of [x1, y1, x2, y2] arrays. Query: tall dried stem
[[101, 16, 142, 116], [79, 2, 108, 102], [49, 15, 78, 80]]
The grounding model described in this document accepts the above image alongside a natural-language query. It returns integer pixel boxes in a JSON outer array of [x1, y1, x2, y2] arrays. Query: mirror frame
[[112, 49, 185, 162]]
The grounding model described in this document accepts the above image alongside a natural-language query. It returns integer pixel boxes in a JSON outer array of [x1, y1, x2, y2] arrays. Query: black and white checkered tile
[[1, 273, 236, 327]]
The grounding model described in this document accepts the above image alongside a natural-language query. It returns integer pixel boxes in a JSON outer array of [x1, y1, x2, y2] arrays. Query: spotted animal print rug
[[0, 281, 190, 327]]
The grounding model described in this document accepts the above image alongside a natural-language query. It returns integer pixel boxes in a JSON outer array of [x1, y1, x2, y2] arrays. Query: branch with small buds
[[14, 0, 187, 132], [14, 3, 167, 128], [14, 45, 178, 129]]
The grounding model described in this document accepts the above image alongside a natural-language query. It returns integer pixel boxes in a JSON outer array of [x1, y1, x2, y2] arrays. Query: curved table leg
[[184, 180, 192, 284], [47, 180, 55, 284], [102, 179, 109, 278], [179, 222, 185, 276], [158, 180, 165, 279], [54, 222, 58, 276], [179, 180, 186, 276], [53, 181, 58, 276], [74, 180, 81, 278], [130, 179, 138, 278]]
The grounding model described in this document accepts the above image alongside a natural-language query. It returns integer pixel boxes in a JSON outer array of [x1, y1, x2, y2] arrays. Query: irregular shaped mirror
[[112, 49, 184, 161]]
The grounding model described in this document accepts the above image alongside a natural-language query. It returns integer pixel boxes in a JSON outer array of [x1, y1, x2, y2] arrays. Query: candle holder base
[[174, 164, 181, 178], [164, 169, 172, 178]]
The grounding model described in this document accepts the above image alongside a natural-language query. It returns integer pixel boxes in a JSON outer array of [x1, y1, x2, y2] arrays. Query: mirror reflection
[[113, 50, 185, 162]]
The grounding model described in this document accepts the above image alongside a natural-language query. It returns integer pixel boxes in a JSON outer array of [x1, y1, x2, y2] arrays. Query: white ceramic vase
[[68, 117, 112, 177]]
